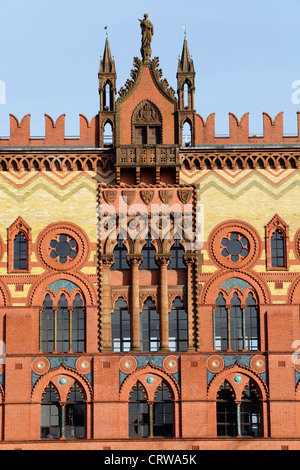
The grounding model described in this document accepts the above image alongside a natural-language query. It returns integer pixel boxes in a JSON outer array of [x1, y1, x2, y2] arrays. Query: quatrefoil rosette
[[36, 222, 89, 271], [208, 221, 262, 270]]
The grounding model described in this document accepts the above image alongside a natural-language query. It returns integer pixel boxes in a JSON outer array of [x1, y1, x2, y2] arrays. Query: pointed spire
[[99, 37, 116, 74], [177, 37, 194, 74]]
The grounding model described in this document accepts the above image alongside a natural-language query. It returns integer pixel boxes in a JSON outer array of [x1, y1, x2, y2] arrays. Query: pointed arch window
[[13, 232, 28, 270], [217, 381, 237, 437], [266, 215, 289, 270], [213, 293, 228, 351], [111, 298, 131, 352], [41, 381, 86, 440], [240, 381, 261, 437], [129, 381, 149, 438], [72, 294, 86, 353], [8, 217, 31, 273], [271, 229, 285, 267], [140, 234, 158, 270], [230, 293, 243, 351], [128, 381, 174, 439], [65, 383, 86, 440], [213, 290, 259, 352], [140, 298, 160, 352], [41, 383, 61, 440], [182, 120, 192, 147], [168, 237, 186, 270], [40, 292, 86, 354], [112, 235, 130, 270], [41, 294, 55, 354], [216, 379, 262, 438], [169, 297, 188, 352], [132, 100, 162, 145], [103, 120, 113, 147], [153, 383, 173, 438]]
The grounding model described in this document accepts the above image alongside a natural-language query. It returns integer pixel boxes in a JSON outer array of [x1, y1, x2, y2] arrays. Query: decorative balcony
[[116, 145, 180, 168]]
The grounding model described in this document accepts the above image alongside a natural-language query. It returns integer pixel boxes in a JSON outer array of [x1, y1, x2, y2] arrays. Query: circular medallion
[[250, 355, 267, 373], [31, 357, 50, 375], [59, 377, 67, 386], [208, 221, 261, 270], [76, 356, 92, 375], [36, 222, 89, 271], [119, 356, 137, 374], [163, 355, 179, 374], [234, 374, 242, 384], [146, 376, 155, 384], [207, 355, 225, 373]]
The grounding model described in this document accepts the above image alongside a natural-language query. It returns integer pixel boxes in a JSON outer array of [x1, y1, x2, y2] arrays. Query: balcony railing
[[116, 145, 180, 167]]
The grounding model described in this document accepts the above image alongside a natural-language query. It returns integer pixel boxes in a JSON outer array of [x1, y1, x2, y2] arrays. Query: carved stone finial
[[139, 14, 154, 62]]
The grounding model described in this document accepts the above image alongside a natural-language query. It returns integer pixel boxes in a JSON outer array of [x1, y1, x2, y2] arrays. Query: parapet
[[0, 113, 99, 147], [194, 111, 300, 145]]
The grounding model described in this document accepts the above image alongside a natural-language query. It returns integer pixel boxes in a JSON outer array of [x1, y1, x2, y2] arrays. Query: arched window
[[140, 234, 158, 270], [112, 236, 130, 270], [213, 290, 259, 352], [216, 379, 262, 438], [103, 121, 113, 147], [245, 293, 259, 351], [111, 298, 131, 352], [140, 298, 160, 352], [129, 381, 149, 438], [153, 382, 173, 437], [41, 294, 55, 354], [128, 380, 174, 439], [41, 383, 61, 439], [230, 293, 243, 351], [182, 121, 192, 147], [13, 232, 27, 270], [265, 214, 289, 270], [240, 381, 261, 437], [65, 383, 86, 440], [57, 294, 70, 354], [168, 238, 186, 270], [104, 83, 111, 111], [40, 292, 86, 354], [169, 297, 188, 351], [213, 293, 228, 351], [271, 229, 285, 267], [41, 381, 86, 440], [72, 294, 86, 353], [217, 381, 237, 437]]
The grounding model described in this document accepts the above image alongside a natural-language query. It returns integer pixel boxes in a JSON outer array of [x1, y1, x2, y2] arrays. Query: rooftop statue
[[139, 14, 154, 62]]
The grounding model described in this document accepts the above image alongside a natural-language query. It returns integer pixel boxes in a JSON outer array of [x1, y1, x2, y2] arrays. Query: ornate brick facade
[[0, 16, 299, 449]]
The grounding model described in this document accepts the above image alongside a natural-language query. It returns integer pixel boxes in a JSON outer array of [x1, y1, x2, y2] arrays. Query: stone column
[[127, 254, 143, 352], [100, 254, 114, 352], [155, 254, 171, 352], [183, 253, 197, 351]]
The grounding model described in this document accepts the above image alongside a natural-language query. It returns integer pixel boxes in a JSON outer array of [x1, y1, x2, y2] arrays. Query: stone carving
[[159, 189, 173, 205], [178, 188, 192, 204], [121, 190, 136, 206], [139, 14, 154, 62], [151, 57, 176, 100], [102, 190, 118, 205], [118, 57, 142, 99], [140, 189, 154, 205]]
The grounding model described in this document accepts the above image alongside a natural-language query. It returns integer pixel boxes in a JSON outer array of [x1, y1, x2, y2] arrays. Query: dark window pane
[[271, 230, 285, 267], [13, 232, 27, 270]]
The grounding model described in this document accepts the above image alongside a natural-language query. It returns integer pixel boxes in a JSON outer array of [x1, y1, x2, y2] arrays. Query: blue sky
[[1, 0, 300, 137]]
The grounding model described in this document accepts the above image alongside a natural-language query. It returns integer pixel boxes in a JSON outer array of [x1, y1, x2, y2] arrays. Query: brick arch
[[31, 364, 93, 403], [288, 276, 300, 304], [207, 363, 268, 402], [200, 270, 271, 305], [119, 363, 180, 402], [27, 271, 97, 307]]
